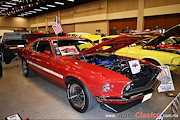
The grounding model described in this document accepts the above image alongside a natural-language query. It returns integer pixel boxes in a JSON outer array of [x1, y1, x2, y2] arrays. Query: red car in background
[[18, 35, 161, 113]]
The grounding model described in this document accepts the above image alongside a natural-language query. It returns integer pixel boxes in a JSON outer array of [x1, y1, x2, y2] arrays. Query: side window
[[102, 38, 109, 42], [36, 40, 52, 53], [32, 41, 39, 51], [53, 41, 61, 56]]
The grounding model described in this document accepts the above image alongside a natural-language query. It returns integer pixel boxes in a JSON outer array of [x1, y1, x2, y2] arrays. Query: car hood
[[75, 34, 149, 56], [144, 24, 180, 46]]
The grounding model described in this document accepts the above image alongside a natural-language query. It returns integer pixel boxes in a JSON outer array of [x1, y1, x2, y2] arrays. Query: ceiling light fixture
[[0, 7, 8, 10], [55, 2, 64, 5], [40, 7, 49, 10], [2, 5, 12, 7], [12, 0, 19, 1], [34, 9, 42, 11], [46, 4, 56, 7], [11, 3, 17, 5], [5, 2, 12, 5], [29, 11, 37, 13], [67, 0, 74, 2]]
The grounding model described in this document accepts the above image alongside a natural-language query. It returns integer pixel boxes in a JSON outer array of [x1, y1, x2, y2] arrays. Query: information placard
[[157, 66, 175, 92], [128, 60, 141, 74]]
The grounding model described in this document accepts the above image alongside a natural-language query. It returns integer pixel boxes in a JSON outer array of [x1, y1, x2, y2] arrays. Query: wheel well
[[65, 76, 82, 86], [142, 58, 161, 66]]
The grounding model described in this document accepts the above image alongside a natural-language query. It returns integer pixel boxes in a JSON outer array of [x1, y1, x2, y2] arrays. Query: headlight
[[102, 83, 111, 92], [123, 83, 133, 92], [171, 57, 180, 65]]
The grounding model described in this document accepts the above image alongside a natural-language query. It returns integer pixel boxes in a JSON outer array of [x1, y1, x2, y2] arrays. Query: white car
[[67, 32, 91, 37]]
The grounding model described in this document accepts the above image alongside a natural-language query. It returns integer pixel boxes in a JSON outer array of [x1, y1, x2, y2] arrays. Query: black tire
[[67, 80, 96, 113], [3, 49, 15, 64], [22, 59, 34, 77]]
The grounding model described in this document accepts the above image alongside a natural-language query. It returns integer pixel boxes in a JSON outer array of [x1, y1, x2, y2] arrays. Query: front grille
[[123, 65, 160, 95]]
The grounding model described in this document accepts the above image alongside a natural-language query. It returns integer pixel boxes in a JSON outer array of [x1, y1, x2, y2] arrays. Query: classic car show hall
[[0, 0, 179, 120]]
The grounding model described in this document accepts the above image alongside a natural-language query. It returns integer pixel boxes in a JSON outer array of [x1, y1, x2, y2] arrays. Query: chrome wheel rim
[[22, 60, 28, 75], [68, 84, 85, 109]]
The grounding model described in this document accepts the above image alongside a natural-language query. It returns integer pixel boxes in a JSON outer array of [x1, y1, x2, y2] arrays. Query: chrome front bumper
[[96, 80, 161, 103], [96, 88, 153, 103]]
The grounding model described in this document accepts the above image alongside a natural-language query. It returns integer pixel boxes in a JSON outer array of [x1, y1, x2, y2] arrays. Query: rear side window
[[32, 41, 38, 51], [33, 40, 52, 53]]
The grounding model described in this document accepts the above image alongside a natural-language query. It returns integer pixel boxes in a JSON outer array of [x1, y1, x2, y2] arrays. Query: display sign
[[142, 93, 153, 103], [128, 60, 141, 74], [5, 113, 22, 120], [157, 66, 175, 92], [58, 45, 79, 56]]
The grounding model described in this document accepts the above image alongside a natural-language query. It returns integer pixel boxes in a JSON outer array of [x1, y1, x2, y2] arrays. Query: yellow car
[[115, 45, 180, 71], [114, 25, 180, 71], [81, 34, 102, 44], [98, 33, 180, 71], [99, 35, 119, 43]]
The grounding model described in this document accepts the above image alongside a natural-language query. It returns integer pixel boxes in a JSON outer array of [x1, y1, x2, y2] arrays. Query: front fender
[[64, 71, 105, 97]]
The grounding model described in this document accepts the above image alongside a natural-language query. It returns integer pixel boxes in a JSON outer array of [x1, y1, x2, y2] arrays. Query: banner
[[52, 16, 63, 35]]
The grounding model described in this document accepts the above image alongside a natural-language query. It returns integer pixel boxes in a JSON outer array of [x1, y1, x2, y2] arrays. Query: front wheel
[[67, 80, 96, 113], [22, 59, 34, 77]]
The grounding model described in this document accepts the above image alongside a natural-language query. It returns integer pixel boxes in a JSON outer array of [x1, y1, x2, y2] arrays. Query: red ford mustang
[[18, 35, 161, 113]]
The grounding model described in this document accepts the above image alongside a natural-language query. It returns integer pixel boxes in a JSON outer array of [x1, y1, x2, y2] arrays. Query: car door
[[28, 40, 65, 86], [28, 40, 51, 75]]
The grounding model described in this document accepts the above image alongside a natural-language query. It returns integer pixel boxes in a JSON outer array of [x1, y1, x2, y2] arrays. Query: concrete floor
[[0, 62, 179, 120]]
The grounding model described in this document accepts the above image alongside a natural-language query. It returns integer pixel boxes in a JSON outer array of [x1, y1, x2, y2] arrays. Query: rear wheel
[[67, 80, 96, 113], [22, 59, 34, 77]]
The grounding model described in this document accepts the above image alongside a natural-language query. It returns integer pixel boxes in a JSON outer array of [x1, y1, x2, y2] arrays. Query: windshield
[[102, 38, 113, 42], [53, 39, 93, 56]]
